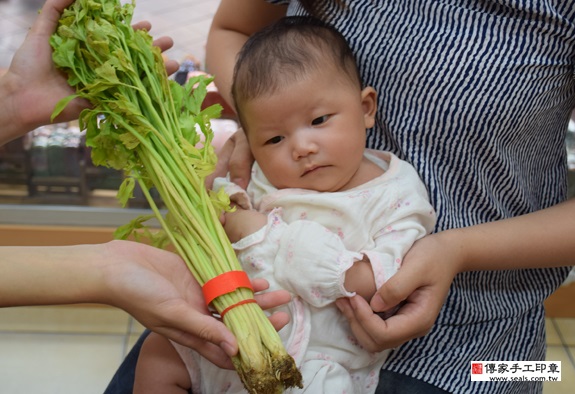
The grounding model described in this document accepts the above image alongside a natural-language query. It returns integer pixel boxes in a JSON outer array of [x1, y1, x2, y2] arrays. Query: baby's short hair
[[231, 16, 362, 118]]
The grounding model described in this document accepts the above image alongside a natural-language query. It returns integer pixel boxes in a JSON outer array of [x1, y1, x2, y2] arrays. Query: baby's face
[[242, 67, 375, 192]]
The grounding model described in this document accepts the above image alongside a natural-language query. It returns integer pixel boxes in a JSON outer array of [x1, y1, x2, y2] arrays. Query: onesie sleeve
[[233, 209, 361, 308], [273, 219, 362, 308], [363, 165, 436, 289]]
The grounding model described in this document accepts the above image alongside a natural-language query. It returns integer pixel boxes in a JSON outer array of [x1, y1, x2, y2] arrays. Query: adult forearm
[[205, 28, 247, 107], [445, 198, 575, 272], [205, 0, 286, 107], [0, 244, 107, 307]]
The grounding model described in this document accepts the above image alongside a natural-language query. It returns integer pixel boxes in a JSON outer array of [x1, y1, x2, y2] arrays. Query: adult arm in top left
[[0, 0, 178, 146]]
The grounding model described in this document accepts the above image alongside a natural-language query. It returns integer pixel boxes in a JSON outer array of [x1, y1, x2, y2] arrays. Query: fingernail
[[371, 294, 385, 311], [220, 341, 237, 358]]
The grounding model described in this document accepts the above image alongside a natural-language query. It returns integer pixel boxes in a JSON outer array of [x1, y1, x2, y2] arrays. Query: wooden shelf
[[545, 282, 575, 318], [0, 224, 115, 246]]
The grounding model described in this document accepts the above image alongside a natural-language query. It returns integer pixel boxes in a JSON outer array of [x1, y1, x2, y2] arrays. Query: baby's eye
[[265, 136, 284, 145], [311, 115, 330, 126]]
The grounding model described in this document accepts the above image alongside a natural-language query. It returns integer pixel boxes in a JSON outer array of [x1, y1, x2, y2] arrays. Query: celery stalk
[[49, 1, 302, 392]]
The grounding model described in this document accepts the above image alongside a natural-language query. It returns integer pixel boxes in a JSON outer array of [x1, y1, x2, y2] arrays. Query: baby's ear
[[361, 86, 377, 129]]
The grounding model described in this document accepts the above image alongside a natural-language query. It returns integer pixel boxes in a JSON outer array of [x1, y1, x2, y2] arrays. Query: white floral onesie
[[172, 150, 436, 393]]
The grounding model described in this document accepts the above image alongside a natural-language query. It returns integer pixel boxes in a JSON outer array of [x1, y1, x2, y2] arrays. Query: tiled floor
[[0, 306, 145, 394], [0, 306, 573, 393], [545, 317, 575, 393]]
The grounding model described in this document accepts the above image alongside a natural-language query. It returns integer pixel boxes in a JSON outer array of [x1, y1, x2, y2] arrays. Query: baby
[[134, 16, 436, 394]]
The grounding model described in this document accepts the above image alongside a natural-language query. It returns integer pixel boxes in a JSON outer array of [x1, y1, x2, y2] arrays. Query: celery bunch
[[50, 0, 301, 392]]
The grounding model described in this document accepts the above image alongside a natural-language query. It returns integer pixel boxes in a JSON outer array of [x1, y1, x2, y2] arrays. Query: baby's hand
[[223, 207, 267, 243], [344, 255, 376, 300]]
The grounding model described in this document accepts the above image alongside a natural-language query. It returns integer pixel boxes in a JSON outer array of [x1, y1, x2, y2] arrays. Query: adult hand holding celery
[[49, 0, 302, 392]]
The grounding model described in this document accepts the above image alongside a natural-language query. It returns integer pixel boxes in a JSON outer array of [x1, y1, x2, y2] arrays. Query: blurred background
[[0, 1, 573, 393]]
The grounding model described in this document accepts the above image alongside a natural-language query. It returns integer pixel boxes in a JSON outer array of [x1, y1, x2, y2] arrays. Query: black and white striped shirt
[[270, 1, 574, 392]]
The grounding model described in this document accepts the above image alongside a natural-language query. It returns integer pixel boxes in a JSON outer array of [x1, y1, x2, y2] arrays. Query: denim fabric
[[103, 330, 150, 394], [104, 331, 446, 394], [103, 330, 193, 394], [376, 370, 451, 394]]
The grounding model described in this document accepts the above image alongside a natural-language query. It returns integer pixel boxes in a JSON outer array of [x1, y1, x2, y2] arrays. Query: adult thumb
[[370, 268, 412, 314]]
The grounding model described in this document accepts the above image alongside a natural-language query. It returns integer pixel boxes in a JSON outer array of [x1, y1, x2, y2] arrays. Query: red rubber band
[[202, 271, 253, 305], [220, 299, 257, 319]]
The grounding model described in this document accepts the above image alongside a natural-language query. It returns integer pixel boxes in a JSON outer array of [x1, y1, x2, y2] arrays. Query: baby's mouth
[[302, 165, 326, 177]]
